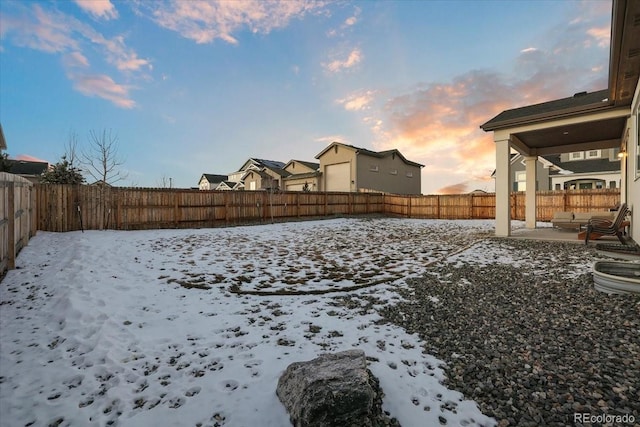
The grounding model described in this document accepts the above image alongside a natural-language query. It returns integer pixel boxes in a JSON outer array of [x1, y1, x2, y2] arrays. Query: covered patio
[[481, 0, 640, 241]]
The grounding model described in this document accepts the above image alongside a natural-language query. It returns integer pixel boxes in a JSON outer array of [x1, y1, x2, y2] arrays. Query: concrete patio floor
[[508, 224, 626, 244]]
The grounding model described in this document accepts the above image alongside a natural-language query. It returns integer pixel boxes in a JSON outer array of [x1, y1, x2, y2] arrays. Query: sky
[[0, 0, 612, 193]]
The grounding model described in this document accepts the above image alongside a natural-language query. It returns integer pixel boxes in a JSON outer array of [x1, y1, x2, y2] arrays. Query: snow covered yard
[[1, 217, 500, 427]]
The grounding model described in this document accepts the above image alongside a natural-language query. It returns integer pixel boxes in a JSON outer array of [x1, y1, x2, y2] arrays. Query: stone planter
[[592, 261, 640, 295]]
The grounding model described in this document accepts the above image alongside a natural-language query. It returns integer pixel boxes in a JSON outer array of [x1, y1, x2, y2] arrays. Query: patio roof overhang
[[481, 0, 640, 237]]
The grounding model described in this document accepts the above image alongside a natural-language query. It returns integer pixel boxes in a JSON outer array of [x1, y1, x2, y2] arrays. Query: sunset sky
[[0, 0, 612, 193]]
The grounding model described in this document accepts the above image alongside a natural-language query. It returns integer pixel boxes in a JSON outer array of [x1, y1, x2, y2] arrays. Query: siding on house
[[316, 142, 423, 194]]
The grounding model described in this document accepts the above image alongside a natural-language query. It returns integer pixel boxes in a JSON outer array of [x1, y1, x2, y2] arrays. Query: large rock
[[276, 349, 396, 427]]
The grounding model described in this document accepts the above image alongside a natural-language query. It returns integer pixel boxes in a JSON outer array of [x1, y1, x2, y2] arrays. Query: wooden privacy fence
[[34, 185, 620, 232], [1, 173, 36, 274], [35, 185, 385, 231]]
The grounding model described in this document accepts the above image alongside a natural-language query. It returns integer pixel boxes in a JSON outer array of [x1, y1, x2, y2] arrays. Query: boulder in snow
[[276, 349, 395, 426]]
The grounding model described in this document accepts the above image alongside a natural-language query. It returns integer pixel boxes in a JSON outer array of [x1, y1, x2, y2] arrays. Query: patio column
[[524, 155, 538, 229], [495, 137, 511, 236]]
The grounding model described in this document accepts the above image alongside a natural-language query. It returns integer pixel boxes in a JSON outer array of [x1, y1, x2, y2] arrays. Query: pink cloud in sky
[[142, 0, 327, 45], [336, 90, 376, 111], [0, 5, 79, 54], [74, 0, 118, 20], [72, 74, 136, 109], [323, 48, 363, 73]]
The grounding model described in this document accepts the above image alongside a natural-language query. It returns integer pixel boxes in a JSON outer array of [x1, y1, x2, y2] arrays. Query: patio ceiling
[[510, 114, 628, 156]]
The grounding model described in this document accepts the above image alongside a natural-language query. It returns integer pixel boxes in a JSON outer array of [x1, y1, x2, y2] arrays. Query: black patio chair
[[584, 203, 630, 244]]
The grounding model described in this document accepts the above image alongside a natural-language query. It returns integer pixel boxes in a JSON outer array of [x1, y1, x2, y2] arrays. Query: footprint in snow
[[185, 386, 201, 397], [218, 380, 239, 392]]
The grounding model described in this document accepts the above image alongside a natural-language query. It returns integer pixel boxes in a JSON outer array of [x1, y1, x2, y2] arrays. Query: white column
[[524, 156, 538, 229], [495, 138, 511, 236]]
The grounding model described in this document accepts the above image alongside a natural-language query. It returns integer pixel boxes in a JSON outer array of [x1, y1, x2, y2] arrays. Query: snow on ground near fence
[[1, 218, 519, 427]]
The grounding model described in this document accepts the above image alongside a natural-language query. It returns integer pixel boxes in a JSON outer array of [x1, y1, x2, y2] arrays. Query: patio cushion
[[552, 212, 574, 221], [573, 212, 594, 222]]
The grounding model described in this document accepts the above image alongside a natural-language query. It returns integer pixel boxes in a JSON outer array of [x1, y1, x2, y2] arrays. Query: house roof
[[283, 171, 321, 180], [241, 169, 272, 180], [200, 173, 227, 184], [542, 154, 621, 175], [215, 181, 238, 190], [7, 159, 49, 175], [315, 142, 424, 168], [285, 160, 320, 171], [239, 158, 286, 172], [480, 90, 612, 131]]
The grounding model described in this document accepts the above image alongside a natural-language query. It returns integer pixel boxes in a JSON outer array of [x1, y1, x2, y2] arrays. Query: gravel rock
[[376, 238, 640, 426]]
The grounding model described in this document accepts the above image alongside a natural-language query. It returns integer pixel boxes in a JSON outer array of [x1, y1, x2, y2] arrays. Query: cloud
[[62, 51, 136, 108], [323, 48, 362, 73], [437, 182, 469, 195], [337, 90, 376, 111], [586, 26, 610, 48], [1, 3, 149, 108], [315, 135, 350, 145], [75, 0, 118, 20], [71, 73, 136, 109], [139, 0, 327, 45], [0, 4, 80, 54]]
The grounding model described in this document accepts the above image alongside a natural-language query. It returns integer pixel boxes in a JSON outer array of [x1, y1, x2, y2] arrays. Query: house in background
[[544, 149, 621, 190], [228, 158, 288, 191], [281, 160, 321, 191], [501, 149, 621, 191], [198, 174, 227, 190], [315, 142, 423, 194], [5, 159, 49, 184]]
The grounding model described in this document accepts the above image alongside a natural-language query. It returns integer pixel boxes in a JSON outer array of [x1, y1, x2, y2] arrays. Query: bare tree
[[81, 129, 128, 185], [157, 175, 173, 188], [65, 130, 80, 166]]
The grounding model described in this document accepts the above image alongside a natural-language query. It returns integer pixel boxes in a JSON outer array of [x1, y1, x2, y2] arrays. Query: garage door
[[325, 163, 351, 192], [286, 183, 305, 191]]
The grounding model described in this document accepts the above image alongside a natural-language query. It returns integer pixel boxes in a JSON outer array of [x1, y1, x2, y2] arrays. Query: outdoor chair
[[583, 203, 630, 244]]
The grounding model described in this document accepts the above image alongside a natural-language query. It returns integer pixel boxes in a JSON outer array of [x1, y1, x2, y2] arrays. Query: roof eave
[[480, 102, 618, 132]]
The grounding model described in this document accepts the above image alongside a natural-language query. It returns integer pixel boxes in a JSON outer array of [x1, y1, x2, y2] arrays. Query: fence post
[[174, 191, 179, 228], [407, 196, 412, 218], [436, 195, 440, 219], [468, 193, 473, 219], [7, 181, 15, 270]]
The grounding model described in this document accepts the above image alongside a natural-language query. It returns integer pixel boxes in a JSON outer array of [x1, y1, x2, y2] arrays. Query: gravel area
[[374, 238, 640, 426]]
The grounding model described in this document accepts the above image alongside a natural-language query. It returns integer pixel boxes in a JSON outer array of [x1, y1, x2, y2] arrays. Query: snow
[[1, 217, 510, 427]]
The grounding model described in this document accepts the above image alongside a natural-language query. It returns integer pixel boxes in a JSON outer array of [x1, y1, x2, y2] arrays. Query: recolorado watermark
[[574, 413, 636, 425]]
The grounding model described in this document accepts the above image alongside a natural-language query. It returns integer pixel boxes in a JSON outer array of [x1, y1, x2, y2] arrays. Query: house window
[[406, 171, 413, 178], [555, 183, 561, 190], [389, 169, 398, 175], [249, 181, 256, 190], [570, 152, 584, 160], [586, 150, 601, 159], [595, 181, 603, 189], [610, 181, 616, 189], [369, 164, 379, 172], [515, 171, 526, 191]]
